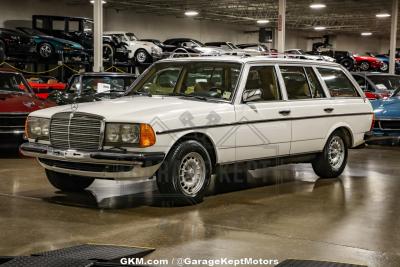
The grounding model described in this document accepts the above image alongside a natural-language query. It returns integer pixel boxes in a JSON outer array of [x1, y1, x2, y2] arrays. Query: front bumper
[[20, 143, 165, 180], [364, 131, 400, 143]]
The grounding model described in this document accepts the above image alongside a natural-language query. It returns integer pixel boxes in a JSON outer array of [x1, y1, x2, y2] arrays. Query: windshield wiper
[[168, 93, 212, 102], [132, 91, 152, 97]]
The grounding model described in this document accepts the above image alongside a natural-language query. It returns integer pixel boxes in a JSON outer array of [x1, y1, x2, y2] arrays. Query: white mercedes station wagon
[[21, 56, 374, 204]]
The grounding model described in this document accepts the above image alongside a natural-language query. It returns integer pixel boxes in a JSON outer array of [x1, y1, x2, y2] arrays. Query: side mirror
[[242, 88, 262, 103]]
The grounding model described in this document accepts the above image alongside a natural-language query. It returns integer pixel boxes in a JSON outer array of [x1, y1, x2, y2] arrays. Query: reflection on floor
[[0, 145, 399, 266]]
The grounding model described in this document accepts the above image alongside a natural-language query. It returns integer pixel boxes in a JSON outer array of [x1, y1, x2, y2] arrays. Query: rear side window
[[318, 68, 360, 97], [280, 66, 311, 100], [305, 67, 325, 98]]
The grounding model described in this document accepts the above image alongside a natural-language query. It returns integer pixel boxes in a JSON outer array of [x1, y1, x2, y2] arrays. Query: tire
[[359, 61, 370, 71], [38, 42, 55, 59], [103, 43, 114, 61], [380, 62, 389, 72], [135, 49, 150, 64], [0, 40, 6, 62], [46, 169, 95, 192], [156, 140, 212, 205], [339, 58, 354, 70], [312, 131, 348, 179]]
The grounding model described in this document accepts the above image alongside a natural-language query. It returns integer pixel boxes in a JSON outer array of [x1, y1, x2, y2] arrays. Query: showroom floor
[[0, 146, 399, 266]]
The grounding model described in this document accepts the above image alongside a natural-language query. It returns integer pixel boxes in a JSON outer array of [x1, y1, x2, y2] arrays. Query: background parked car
[[140, 39, 177, 56], [236, 43, 270, 55], [17, 27, 86, 61], [309, 50, 355, 70], [351, 72, 392, 100], [0, 71, 54, 149], [205, 41, 261, 56], [371, 54, 400, 73], [102, 34, 130, 63], [163, 38, 224, 56], [48, 72, 137, 105], [367, 87, 400, 143], [105, 32, 162, 64], [353, 54, 383, 71], [285, 49, 335, 62], [25, 76, 67, 99], [0, 28, 36, 62]]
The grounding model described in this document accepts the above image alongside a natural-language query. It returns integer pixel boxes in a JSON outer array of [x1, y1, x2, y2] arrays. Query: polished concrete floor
[[0, 146, 399, 266]]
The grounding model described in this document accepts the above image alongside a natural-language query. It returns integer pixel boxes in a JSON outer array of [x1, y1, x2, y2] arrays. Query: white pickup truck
[[21, 56, 373, 204]]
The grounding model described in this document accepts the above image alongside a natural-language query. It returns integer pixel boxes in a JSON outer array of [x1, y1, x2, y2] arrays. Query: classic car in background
[[0, 71, 54, 149], [367, 87, 400, 143], [105, 32, 162, 63], [26, 76, 67, 99], [0, 28, 36, 62], [17, 27, 86, 61], [353, 54, 383, 71], [48, 72, 137, 105], [351, 72, 392, 100], [309, 50, 356, 70], [372, 54, 400, 73], [236, 43, 271, 55], [102, 34, 130, 63], [204, 41, 261, 56], [163, 38, 224, 56], [285, 49, 335, 62]]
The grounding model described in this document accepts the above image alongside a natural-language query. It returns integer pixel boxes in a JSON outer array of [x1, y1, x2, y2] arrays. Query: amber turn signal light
[[140, 124, 156, 147]]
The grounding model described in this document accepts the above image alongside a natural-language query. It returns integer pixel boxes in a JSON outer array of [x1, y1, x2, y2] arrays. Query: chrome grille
[[50, 112, 104, 151]]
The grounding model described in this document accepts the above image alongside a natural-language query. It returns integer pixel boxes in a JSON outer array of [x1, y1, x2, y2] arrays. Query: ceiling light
[[314, 26, 326, 30], [361, 32, 372, 36], [310, 3, 326, 9], [257, 19, 270, 24], [90, 0, 106, 3], [185, 10, 199, 16], [376, 13, 391, 18]]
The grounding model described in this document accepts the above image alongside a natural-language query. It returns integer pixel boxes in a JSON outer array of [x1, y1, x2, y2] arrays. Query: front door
[[235, 65, 292, 161]]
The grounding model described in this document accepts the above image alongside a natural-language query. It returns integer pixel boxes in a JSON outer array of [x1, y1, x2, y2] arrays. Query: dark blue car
[[374, 54, 400, 74]]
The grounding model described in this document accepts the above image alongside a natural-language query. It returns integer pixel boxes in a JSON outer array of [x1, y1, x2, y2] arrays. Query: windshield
[[227, 42, 238, 49], [83, 21, 94, 34], [20, 28, 45, 36], [128, 61, 242, 101], [126, 33, 138, 41], [368, 75, 400, 91], [190, 40, 205, 47], [68, 75, 136, 95], [0, 74, 31, 94]]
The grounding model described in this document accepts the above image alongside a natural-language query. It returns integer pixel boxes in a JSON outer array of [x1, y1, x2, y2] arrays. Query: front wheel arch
[[325, 126, 354, 149]]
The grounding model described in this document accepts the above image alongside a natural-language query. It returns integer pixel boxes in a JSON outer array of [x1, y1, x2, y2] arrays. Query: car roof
[[33, 15, 93, 22], [158, 55, 341, 67], [351, 72, 398, 76]]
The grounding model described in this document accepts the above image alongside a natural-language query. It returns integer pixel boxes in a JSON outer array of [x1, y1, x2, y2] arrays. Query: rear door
[[278, 65, 332, 154]]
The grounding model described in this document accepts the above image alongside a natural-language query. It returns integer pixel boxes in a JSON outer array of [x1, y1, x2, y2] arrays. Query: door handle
[[279, 110, 291, 116], [324, 108, 334, 113]]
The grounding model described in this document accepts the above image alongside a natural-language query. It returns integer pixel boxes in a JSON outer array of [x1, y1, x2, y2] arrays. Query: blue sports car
[[368, 86, 400, 143], [374, 54, 400, 74]]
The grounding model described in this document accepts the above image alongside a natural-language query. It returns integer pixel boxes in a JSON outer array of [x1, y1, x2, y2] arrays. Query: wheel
[[103, 43, 114, 61], [45, 169, 94, 192], [135, 49, 150, 64], [156, 140, 212, 205], [339, 58, 354, 70], [38, 43, 55, 59], [312, 131, 348, 179], [380, 62, 389, 72], [359, 61, 370, 71], [0, 40, 6, 62]]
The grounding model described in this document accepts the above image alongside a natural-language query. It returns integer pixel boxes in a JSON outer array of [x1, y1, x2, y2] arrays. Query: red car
[[26, 77, 67, 99], [0, 71, 55, 150], [353, 55, 383, 71]]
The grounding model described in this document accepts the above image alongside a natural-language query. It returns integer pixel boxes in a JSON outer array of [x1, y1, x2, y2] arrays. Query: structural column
[[389, 0, 398, 74], [277, 0, 286, 53], [93, 0, 104, 72]]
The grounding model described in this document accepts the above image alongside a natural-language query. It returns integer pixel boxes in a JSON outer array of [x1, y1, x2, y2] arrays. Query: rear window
[[317, 68, 359, 97]]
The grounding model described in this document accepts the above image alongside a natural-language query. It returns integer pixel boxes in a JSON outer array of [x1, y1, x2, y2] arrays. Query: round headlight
[[106, 124, 120, 143], [121, 125, 139, 143], [30, 121, 42, 136]]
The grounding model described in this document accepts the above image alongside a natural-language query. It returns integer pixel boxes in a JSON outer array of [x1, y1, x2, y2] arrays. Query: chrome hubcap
[[381, 63, 388, 71], [136, 52, 147, 62], [40, 44, 52, 57], [360, 62, 369, 70], [179, 152, 206, 196], [328, 136, 345, 171]]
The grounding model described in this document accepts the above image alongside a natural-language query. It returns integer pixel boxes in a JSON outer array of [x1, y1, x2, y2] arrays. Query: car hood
[[0, 91, 53, 113], [29, 96, 234, 128], [371, 97, 400, 119], [195, 47, 225, 55], [354, 56, 379, 62]]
